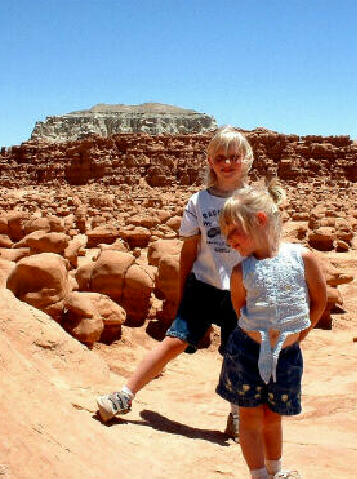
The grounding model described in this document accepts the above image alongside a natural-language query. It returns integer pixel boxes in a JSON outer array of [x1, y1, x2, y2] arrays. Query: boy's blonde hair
[[205, 126, 254, 187], [220, 180, 286, 252]]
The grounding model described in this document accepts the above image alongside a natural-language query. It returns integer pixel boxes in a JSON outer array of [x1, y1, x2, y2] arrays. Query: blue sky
[[0, 0, 356, 146]]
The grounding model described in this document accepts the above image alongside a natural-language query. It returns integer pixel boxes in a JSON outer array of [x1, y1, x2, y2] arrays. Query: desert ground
[[0, 127, 356, 478]]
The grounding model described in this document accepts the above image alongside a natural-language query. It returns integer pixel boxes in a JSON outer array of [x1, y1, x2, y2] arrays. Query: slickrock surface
[[30, 103, 217, 142], [0, 285, 356, 479], [0, 128, 356, 479]]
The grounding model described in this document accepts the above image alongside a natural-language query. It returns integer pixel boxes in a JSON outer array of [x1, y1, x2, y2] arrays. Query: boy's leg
[[97, 336, 188, 422]]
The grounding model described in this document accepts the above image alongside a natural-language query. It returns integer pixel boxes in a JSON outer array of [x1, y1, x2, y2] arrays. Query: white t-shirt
[[179, 189, 244, 290]]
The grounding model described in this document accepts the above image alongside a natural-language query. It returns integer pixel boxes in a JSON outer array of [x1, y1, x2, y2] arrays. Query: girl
[[216, 183, 327, 479], [96, 126, 253, 439]]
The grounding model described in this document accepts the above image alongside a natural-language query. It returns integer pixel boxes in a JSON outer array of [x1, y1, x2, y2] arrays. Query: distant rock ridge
[[30, 103, 218, 142]]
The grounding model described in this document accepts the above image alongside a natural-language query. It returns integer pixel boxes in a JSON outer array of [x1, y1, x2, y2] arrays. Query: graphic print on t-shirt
[[202, 208, 231, 254]]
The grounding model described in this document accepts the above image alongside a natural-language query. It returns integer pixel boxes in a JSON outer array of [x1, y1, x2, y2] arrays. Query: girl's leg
[[97, 336, 188, 421], [262, 405, 282, 476], [126, 336, 188, 393], [239, 406, 265, 471]]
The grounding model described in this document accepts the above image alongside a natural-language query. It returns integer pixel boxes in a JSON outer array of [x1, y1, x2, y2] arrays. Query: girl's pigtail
[[266, 179, 286, 208]]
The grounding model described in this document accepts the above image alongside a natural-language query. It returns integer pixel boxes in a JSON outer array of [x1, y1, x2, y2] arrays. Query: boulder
[[23, 217, 51, 235], [0, 258, 16, 288], [88, 292, 126, 343], [47, 214, 66, 233], [87, 225, 121, 248], [155, 254, 180, 304], [165, 215, 182, 232], [75, 262, 95, 291], [147, 239, 182, 267], [99, 237, 128, 253], [121, 264, 154, 326], [62, 290, 126, 346], [147, 239, 182, 339], [7, 212, 30, 242], [0, 247, 31, 262], [308, 227, 335, 251], [14, 231, 70, 255], [64, 234, 87, 268], [0, 217, 8, 234], [91, 250, 135, 302], [0, 234, 14, 248], [119, 227, 152, 248], [317, 285, 344, 330], [62, 292, 103, 346], [6, 253, 70, 321]]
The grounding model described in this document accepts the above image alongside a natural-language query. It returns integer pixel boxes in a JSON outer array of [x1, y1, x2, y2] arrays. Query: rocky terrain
[[0, 126, 356, 479], [29, 103, 218, 142]]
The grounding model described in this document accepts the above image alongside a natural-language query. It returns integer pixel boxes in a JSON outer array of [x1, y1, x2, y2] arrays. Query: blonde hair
[[205, 126, 254, 187], [220, 180, 286, 252]]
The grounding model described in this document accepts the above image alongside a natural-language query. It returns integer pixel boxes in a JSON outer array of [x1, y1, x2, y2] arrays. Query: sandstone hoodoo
[[0, 116, 356, 479], [30, 103, 218, 142]]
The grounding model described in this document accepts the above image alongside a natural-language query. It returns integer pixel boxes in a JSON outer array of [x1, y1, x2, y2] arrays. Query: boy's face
[[208, 145, 243, 185]]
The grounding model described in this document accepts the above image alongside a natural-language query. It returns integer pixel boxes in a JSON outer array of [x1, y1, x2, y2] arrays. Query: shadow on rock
[[94, 409, 230, 446]]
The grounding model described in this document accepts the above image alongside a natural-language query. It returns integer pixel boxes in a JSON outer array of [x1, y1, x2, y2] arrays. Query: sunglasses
[[213, 154, 242, 164]]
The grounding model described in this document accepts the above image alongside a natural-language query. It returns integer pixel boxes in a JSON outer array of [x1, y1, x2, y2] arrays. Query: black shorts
[[166, 273, 237, 354]]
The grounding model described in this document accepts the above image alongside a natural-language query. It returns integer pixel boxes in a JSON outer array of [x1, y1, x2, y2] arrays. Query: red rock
[[15, 231, 70, 255], [0, 234, 14, 248], [0, 258, 16, 288], [119, 226, 152, 248], [23, 217, 51, 235], [0, 247, 32, 262], [308, 227, 335, 251], [64, 234, 87, 267], [121, 264, 154, 326], [91, 250, 135, 301], [147, 239, 182, 267], [6, 253, 70, 321]]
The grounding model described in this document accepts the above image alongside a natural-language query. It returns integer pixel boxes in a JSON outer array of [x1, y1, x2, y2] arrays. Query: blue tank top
[[239, 243, 311, 383]]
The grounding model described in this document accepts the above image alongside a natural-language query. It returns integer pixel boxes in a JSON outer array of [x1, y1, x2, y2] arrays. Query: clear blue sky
[[1, 0, 356, 146]]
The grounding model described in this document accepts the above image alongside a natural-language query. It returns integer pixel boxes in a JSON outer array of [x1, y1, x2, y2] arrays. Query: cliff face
[[1, 129, 355, 188], [30, 103, 218, 142]]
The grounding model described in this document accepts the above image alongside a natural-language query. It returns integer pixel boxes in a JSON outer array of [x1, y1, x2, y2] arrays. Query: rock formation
[[30, 103, 218, 142], [0, 122, 356, 479], [0, 125, 356, 339], [1, 130, 355, 188]]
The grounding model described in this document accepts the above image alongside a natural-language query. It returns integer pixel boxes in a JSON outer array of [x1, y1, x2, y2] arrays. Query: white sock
[[230, 403, 239, 417], [250, 467, 269, 479], [265, 459, 281, 476], [121, 385, 135, 399]]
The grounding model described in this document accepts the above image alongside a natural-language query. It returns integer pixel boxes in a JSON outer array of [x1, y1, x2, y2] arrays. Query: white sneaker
[[271, 471, 301, 479], [96, 391, 132, 422]]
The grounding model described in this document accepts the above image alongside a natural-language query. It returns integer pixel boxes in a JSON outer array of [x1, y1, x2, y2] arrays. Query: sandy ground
[[1, 257, 356, 479], [92, 289, 357, 479]]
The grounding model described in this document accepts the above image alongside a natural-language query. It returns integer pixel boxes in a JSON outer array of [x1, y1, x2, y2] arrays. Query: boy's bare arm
[[230, 263, 246, 318], [178, 235, 200, 302], [299, 249, 327, 342]]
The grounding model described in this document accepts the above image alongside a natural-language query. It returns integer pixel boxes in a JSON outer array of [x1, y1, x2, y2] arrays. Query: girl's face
[[225, 221, 256, 257], [208, 145, 243, 187]]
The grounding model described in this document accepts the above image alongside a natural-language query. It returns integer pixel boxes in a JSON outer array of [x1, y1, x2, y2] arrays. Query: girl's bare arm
[[178, 235, 200, 302], [299, 249, 327, 342], [230, 263, 246, 317]]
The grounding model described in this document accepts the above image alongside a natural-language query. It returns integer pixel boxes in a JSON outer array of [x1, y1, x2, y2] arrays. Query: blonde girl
[[216, 183, 327, 479], [97, 127, 253, 439]]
